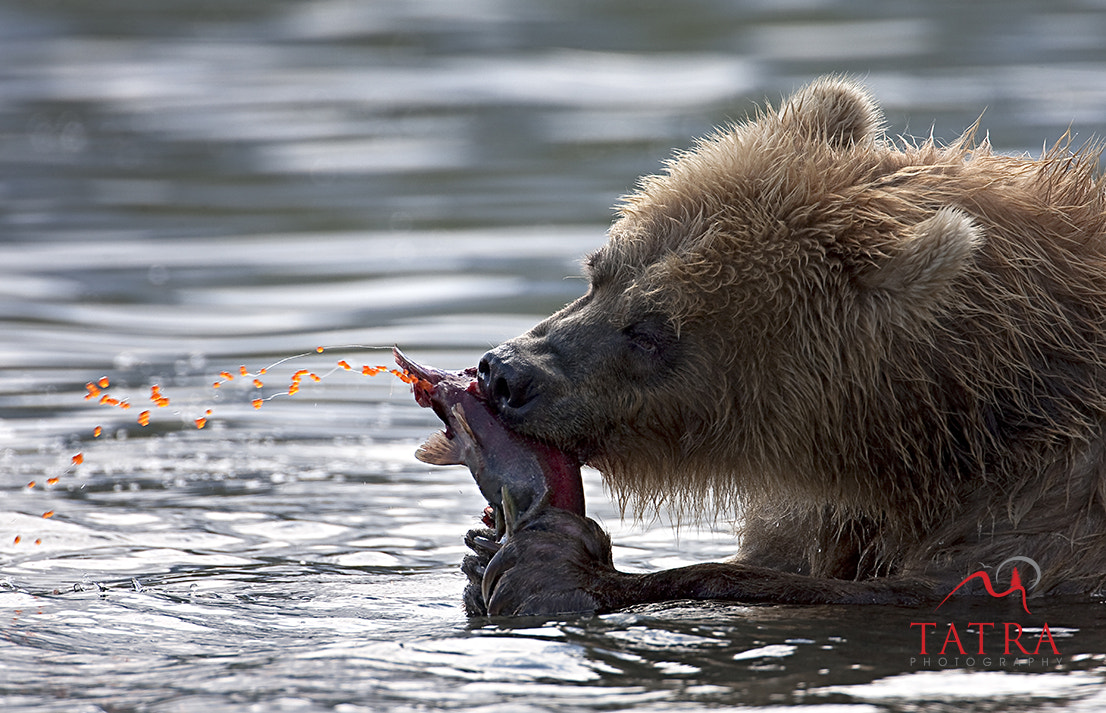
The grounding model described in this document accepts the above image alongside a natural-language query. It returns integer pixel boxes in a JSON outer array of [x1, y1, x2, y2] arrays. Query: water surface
[[4, 1, 1106, 711]]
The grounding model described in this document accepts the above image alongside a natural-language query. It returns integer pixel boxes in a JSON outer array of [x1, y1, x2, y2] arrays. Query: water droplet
[[147, 264, 169, 286]]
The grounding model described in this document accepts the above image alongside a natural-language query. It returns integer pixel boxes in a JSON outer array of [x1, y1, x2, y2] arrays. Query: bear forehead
[[601, 78, 900, 270], [624, 144, 893, 241], [586, 78, 987, 324]]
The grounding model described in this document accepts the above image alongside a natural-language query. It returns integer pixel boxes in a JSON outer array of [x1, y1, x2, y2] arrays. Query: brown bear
[[464, 76, 1106, 616]]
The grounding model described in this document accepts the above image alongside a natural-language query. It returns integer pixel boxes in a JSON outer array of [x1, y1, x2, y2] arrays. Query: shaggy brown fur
[[471, 76, 1106, 613]]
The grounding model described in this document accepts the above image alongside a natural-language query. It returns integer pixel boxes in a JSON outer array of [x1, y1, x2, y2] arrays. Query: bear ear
[[860, 207, 984, 302], [778, 76, 883, 147]]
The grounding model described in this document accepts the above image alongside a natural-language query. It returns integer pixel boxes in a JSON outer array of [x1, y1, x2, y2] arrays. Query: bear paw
[[462, 508, 617, 617]]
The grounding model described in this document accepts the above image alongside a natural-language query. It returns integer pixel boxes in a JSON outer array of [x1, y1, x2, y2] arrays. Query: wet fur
[[504, 77, 1106, 594]]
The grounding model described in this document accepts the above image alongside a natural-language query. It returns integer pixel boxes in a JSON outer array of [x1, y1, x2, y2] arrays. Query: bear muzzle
[[478, 345, 540, 420]]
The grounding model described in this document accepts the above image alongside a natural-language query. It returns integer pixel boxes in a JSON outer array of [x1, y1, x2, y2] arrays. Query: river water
[[3, 1, 1106, 711]]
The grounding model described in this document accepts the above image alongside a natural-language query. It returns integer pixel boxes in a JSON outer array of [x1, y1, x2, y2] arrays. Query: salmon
[[393, 348, 585, 532]]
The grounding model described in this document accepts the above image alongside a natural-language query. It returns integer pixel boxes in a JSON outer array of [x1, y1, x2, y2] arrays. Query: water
[[3, 1, 1106, 710]]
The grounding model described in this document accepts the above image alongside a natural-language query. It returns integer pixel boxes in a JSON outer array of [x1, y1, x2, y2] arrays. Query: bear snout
[[478, 346, 539, 418]]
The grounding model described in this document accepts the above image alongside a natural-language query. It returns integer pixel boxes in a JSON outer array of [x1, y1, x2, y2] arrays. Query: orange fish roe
[[26, 481, 35, 489], [389, 369, 417, 384], [288, 368, 313, 396], [42, 511, 54, 519], [13, 536, 20, 545], [70, 349, 422, 514], [149, 385, 170, 408], [34, 539, 41, 545], [47, 477, 59, 485]]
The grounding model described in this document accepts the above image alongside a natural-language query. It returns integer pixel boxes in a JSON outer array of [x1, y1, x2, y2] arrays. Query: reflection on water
[[4, 1, 1106, 711]]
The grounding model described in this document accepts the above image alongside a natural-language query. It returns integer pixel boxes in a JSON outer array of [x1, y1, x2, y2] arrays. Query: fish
[[393, 347, 585, 533]]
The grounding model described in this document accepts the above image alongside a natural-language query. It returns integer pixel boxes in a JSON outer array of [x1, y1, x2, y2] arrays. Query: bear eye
[[623, 318, 671, 358], [629, 331, 658, 354]]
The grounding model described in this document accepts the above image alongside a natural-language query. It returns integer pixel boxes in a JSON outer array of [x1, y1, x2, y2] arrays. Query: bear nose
[[478, 348, 535, 414]]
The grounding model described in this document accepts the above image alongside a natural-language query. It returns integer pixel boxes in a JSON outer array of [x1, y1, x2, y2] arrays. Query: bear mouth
[[393, 347, 586, 517]]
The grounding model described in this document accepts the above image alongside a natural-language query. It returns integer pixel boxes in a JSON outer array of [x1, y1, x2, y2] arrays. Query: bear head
[[479, 77, 997, 521]]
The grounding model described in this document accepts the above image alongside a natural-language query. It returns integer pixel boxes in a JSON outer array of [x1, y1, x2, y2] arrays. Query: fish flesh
[[393, 348, 585, 532]]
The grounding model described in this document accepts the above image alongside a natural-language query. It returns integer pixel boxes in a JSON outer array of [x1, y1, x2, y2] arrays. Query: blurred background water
[[3, 1, 1106, 711]]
